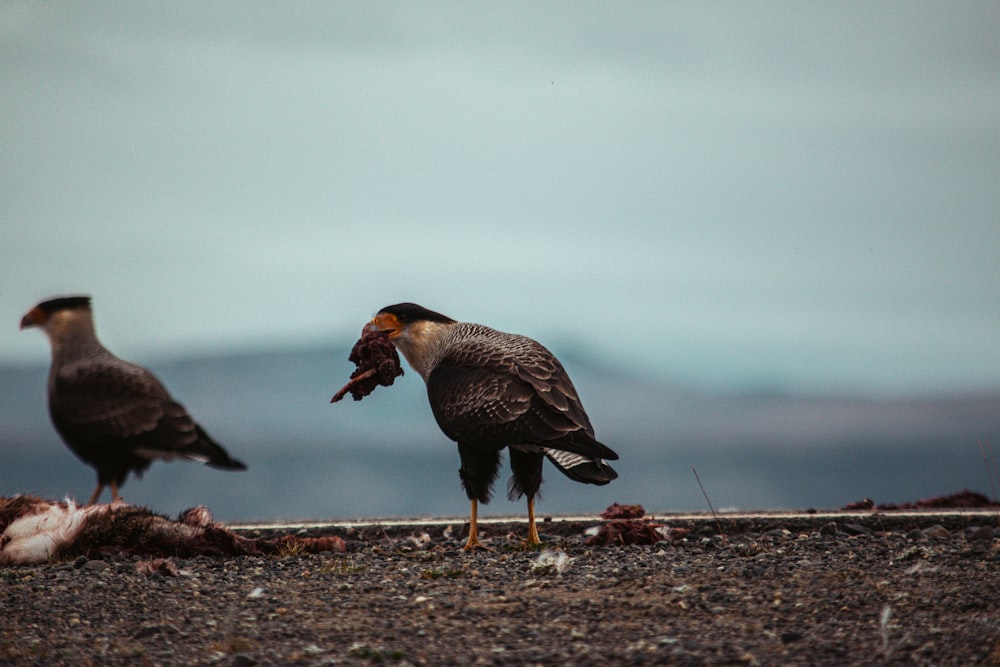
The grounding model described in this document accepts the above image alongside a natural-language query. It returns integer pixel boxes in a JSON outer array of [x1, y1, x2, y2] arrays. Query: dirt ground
[[2, 509, 999, 666]]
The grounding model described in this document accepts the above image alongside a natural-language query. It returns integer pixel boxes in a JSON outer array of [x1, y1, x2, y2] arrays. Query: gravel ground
[[2, 511, 999, 666]]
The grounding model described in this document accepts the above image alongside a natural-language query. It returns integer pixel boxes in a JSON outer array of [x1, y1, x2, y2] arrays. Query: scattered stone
[[819, 522, 840, 536], [922, 525, 952, 540], [132, 624, 178, 640], [841, 523, 872, 536], [232, 654, 257, 667], [136, 557, 180, 577], [967, 525, 995, 541]]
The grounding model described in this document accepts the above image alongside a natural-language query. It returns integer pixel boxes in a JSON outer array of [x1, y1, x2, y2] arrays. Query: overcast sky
[[2, 2, 998, 395]]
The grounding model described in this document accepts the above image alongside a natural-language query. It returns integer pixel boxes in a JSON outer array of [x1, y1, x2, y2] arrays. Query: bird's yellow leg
[[526, 496, 541, 546], [463, 499, 482, 551], [110, 481, 121, 503], [86, 484, 104, 506]]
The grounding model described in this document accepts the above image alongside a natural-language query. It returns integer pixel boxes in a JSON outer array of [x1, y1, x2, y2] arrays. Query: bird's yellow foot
[[462, 537, 492, 551], [462, 499, 492, 550], [524, 497, 542, 548]]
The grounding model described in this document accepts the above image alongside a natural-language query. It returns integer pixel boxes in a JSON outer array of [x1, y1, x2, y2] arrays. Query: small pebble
[[819, 522, 840, 536], [923, 525, 951, 540], [968, 525, 994, 541]]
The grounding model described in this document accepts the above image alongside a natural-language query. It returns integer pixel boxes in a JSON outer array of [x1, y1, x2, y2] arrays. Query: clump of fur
[[0, 496, 345, 565]]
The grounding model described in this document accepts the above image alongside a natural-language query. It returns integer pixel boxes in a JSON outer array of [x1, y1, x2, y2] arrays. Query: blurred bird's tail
[[190, 426, 247, 471]]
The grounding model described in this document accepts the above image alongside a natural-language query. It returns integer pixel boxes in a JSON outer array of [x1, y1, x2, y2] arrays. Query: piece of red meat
[[331, 326, 404, 402]]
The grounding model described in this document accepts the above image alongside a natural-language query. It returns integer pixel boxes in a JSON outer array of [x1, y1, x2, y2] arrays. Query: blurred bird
[[20, 296, 246, 505], [370, 303, 618, 549]]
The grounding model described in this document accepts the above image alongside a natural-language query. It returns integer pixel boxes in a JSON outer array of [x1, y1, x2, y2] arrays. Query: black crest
[[35, 295, 92, 314], [378, 303, 455, 324]]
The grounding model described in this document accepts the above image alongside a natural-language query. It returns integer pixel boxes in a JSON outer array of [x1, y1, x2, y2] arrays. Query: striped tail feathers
[[544, 448, 618, 486], [543, 429, 618, 462]]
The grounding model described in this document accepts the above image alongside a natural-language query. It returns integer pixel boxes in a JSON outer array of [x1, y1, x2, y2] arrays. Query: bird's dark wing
[[48, 360, 238, 466], [506, 337, 596, 435], [427, 338, 617, 461], [427, 362, 533, 448]]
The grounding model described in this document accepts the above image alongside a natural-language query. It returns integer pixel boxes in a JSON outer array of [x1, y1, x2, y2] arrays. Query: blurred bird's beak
[[19, 307, 43, 330]]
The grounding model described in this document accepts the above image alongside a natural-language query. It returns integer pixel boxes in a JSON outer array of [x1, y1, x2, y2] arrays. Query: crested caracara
[[370, 303, 618, 550], [20, 296, 246, 505]]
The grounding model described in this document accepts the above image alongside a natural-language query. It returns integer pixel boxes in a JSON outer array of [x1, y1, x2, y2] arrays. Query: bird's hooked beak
[[370, 312, 401, 337], [19, 307, 45, 330]]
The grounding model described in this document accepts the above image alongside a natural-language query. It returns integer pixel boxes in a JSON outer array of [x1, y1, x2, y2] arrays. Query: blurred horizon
[[3, 344, 999, 522]]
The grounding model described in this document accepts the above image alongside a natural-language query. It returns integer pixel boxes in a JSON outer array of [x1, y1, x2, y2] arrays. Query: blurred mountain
[[3, 344, 999, 522]]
